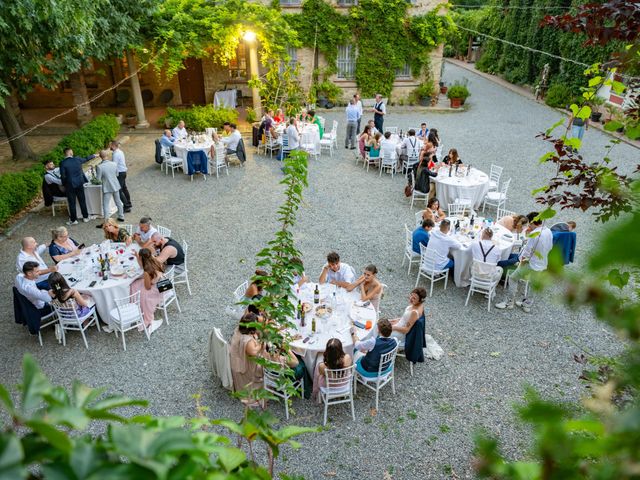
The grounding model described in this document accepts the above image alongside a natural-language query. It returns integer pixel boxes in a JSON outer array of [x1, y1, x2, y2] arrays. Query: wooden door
[[178, 58, 206, 106]]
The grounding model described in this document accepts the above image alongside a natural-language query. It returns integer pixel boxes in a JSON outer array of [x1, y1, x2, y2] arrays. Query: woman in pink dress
[[130, 248, 164, 333]]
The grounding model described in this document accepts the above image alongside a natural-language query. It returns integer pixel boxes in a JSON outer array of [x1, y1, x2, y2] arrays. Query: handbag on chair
[[157, 278, 173, 292]]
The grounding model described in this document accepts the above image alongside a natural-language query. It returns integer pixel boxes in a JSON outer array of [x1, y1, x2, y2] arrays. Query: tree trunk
[[8, 93, 26, 128], [69, 70, 93, 126], [0, 99, 37, 161]]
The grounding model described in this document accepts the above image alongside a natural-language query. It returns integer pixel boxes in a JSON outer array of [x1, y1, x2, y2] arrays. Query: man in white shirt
[[214, 122, 242, 154], [15, 261, 55, 314], [426, 219, 462, 270], [16, 237, 57, 289], [110, 140, 132, 212], [44, 161, 63, 188], [285, 118, 300, 151], [319, 251, 356, 288], [496, 214, 553, 312], [354, 93, 363, 133], [380, 132, 398, 159], [470, 228, 503, 283], [401, 129, 421, 171], [172, 120, 188, 140], [133, 216, 158, 249], [372, 93, 386, 133], [345, 99, 360, 149]]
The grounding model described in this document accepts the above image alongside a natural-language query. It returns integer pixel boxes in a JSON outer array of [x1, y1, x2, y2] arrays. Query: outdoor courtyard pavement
[[1, 62, 637, 479]]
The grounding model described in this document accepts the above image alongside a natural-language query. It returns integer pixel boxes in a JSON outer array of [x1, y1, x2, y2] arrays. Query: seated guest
[[367, 119, 379, 136], [133, 216, 158, 249], [307, 110, 324, 139], [551, 221, 577, 232], [49, 226, 81, 263], [214, 122, 242, 155], [345, 264, 383, 311], [421, 198, 446, 224], [245, 269, 269, 300], [151, 233, 185, 270], [402, 129, 421, 161], [497, 213, 529, 234], [380, 131, 397, 158], [312, 338, 352, 403], [358, 125, 372, 158], [319, 251, 356, 288], [172, 120, 188, 140], [427, 128, 440, 148], [102, 219, 132, 246], [266, 342, 311, 399], [273, 108, 285, 123], [369, 133, 382, 158], [129, 248, 164, 333], [15, 261, 55, 315], [17, 237, 57, 288], [42, 160, 65, 205], [291, 257, 309, 287], [48, 272, 93, 317], [412, 219, 435, 254], [229, 312, 264, 397], [286, 118, 300, 151], [441, 148, 463, 165], [351, 318, 397, 376], [390, 288, 426, 342], [160, 130, 175, 149], [426, 219, 462, 270], [471, 228, 504, 282], [419, 139, 437, 169], [416, 123, 429, 139]]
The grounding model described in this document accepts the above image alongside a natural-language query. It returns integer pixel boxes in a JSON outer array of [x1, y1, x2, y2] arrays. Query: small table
[[174, 140, 213, 174]]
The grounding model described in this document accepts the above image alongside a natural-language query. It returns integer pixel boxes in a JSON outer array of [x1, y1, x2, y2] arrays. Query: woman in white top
[[390, 287, 427, 342]]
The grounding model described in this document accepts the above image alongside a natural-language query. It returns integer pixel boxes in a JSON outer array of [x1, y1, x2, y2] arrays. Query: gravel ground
[[0, 62, 637, 479]]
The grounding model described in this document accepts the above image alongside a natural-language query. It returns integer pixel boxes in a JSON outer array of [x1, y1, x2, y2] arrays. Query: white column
[[126, 50, 149, 129]]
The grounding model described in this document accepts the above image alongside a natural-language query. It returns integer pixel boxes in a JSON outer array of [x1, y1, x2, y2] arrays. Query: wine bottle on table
[[311, 316, 316, 333], [313, 284, 320, 304]]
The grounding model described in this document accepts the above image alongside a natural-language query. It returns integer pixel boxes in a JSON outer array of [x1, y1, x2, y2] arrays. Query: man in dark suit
[[59, 147, 98, 225]]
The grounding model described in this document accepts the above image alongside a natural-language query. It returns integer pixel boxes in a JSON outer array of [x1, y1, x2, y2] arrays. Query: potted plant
[[414, 82, 435, 107], [440, 82, 448, 95], [125, 112, 137, 127], [446, 84, 470, 108], [589, 96, 606, 123]]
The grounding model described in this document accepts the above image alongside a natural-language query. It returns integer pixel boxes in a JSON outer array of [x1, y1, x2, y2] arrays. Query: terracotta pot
[[440, 86, 448, 95], [126, 115, 137, 127], [449, 98, 462, 108]]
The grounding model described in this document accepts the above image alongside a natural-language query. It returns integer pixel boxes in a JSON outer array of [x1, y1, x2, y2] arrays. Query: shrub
[[311, 80, 342, 104], [446, 83, 470, 100], [0, 114, 120, 227], [545, 83, 574, 108], [161, 105, 239, 131], [245, 107, 258, 124]]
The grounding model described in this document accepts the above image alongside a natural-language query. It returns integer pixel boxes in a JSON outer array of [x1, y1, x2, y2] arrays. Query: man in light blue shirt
[[160, 130, 175, 149], [345, 99, 360, 149]]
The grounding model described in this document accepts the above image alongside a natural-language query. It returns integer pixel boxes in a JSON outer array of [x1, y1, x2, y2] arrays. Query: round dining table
[[57, 242, 142, 322], [289, 282, 377, 376], [173, 139, 213, 173], [434, 166, 490, 209], [275, 123, 321, 152]]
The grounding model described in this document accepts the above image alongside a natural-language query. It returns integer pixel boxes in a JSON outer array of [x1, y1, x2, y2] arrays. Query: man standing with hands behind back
[[372, 93, 386, 134], [59, 148, 98, 225], [110, 141, 132, 213], [95, 149, 125, 224]]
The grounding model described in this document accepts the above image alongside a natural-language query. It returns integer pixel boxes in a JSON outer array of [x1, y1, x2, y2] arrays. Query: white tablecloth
[[174, 141, 213, 173], [80, 184, 116, 217], [289, 283, 377, 376], [276, 123, 321, 152], [57, 243, 141, 321], [214, 90, 237, 108], [434, 167, 490, 209], [448, 221, 516, 287]]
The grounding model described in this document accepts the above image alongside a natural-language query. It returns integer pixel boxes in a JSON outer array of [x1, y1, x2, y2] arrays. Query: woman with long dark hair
[[358, 125, 372, 158], [312, 338, 352, 402], [229, 312, 264, 398], [130, 247, 164, 333], [48, 272, 93, 316], [390, 287, 427, 342]]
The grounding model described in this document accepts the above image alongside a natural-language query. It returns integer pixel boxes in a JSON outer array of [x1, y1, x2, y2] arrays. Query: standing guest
[[49, 226, 81, 264], [367, 119, 379, 136], [48, 272, 94, 317], [286, 118, 300, 151], [133, 217, 158, 249], [229, 312, 264, 397], [15, 262, 55, 315], [110, 141, 132, 213], [345, 99, 360, 149], [351, 319, 397, 376], [95, 150, 125, 224], [59, 147, 97, 225], [496, 214, 553, 313], [412, 219, 435, 254], [426, 219, 462, 270], [372, 93, 386, 133], [214, 122, 242, 155], [569, 114, 588, 141], [160, 130, 175, 149], [307, 110, 324, 139], [427, 128, 440, 148], [102, 219, 132, 246], [441, 148, 463, 165], [172, 120, 188, 140], [312, 338, 352, 403], [347, 264, 383, 311], [273, 108, 285, 123], [42, 160, 65, 206], [319, 251, 356, 288], [416, 123, 429, 139], [151, 233, 185, 270], [358, 125, 372, 159], [390, 288, 426, 342], [16, 237, 57, 289], [130, 248, 164, 333], [354, 93, 363, 133]]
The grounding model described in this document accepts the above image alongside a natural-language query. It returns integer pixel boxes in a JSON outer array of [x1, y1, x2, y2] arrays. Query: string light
[[451, 4, 571, 9]]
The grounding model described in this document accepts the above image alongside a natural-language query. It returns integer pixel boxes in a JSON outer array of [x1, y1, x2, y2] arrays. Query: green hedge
[[160, 105, 239, 131], [0, 114, 120, 227], [545, 83, 574, 109]]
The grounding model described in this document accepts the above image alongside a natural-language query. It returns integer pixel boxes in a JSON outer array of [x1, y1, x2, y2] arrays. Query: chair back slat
[[324, 365, 354, 391]]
